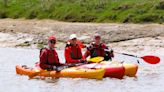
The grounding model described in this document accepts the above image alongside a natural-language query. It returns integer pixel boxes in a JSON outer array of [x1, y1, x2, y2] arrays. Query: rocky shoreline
[[0, 19, 164, 55]]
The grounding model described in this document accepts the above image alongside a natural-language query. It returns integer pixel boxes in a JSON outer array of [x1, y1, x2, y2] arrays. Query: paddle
[[55, 56, 104, 71], [104, 49, 160, 64], [115, 52, 160, 64], [28, 57, 104, 79], [77, 40, 160, 64], [89, 57, 104, 69], [51, 56, 104, 72]]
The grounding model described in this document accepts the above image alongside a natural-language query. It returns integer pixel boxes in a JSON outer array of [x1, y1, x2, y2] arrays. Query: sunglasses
[[71, 38, 77, 41], [50, 40, 56, 44], [95, 36, 101, 39]]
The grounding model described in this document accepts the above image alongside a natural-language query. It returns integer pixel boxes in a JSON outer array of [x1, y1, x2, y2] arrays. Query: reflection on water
[[0, 47, 163, 92]]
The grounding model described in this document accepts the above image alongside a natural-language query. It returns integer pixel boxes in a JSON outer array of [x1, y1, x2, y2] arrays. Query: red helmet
[[48, 36, 56, 41]]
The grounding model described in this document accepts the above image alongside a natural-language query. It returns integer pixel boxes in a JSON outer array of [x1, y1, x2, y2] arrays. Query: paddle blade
[[88, 57, 104, 63], [141, 56, 160, 64]]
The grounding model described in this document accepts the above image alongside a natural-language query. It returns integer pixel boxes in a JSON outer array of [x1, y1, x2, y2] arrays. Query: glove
[[56, 66, 68, 72], [53, 66, 57, 70], [86, 43, 94, 50], [110, 49, 113, 53], [67, 63, 75, 67], [79, 59, 86, 63]]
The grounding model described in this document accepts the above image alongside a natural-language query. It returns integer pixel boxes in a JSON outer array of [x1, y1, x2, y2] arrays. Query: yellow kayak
[[15, 65, 105, 80]]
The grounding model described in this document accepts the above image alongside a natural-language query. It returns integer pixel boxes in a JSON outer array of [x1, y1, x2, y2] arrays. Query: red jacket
[[39, 48, 61, 70], [84, 42, 113, 59], [65, 43, 83, 64]]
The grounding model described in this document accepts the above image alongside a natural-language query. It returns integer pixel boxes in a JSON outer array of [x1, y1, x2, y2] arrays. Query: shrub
[[155, 1, 164, 9]]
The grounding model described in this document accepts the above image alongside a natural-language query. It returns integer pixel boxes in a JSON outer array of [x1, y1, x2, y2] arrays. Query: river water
[[0, 47, 163, 92]]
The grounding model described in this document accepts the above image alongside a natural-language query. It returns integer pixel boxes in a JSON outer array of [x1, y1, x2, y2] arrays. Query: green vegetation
[[0, 0, 163, 23]]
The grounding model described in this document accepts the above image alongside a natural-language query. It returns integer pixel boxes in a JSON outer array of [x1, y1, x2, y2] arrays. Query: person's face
[[48, 40, 56, 48], [70, 38, 77, 45], [94, 36, 101, 44]]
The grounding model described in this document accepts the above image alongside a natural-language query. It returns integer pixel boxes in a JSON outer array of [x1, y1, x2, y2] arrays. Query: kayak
[[16, 61, 138, 80], [79, 61, 125, 79], [15, 65, 105, 80]]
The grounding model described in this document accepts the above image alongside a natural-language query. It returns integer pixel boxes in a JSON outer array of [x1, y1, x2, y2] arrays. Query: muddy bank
[[111, 37, 164, 56], [0, 19, 163, 50]]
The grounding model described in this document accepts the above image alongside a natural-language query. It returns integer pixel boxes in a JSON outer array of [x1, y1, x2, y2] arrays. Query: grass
[[0, 0, 163, 23]]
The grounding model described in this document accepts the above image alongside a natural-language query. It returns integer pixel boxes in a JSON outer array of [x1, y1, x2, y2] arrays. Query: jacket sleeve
[[65, 47, 80, 63], [39, 50, 53, 70]]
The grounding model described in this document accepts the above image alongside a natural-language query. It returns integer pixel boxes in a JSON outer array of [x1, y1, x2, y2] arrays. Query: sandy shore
[[0, 19, 163, 55]]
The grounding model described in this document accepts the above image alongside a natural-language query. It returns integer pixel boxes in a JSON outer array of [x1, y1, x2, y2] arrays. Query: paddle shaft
[[28, 62, 86, 79], [56, 62, 86, 72], [115, 52, 140, 58], [28, 56, 104, 79]]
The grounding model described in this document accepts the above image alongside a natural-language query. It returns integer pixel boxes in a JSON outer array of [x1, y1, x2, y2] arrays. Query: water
[[0, 47, 163, 92]]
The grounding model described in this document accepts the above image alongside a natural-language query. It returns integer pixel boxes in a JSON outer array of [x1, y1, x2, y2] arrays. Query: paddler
[[64, 34, 86, 64], [39, 36, 63, 70], [84, 33, 114, 61]]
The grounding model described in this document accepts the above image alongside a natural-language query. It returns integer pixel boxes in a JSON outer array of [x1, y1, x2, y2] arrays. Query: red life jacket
[[39, 48, 60, 70], [65, 42, 83, 64]]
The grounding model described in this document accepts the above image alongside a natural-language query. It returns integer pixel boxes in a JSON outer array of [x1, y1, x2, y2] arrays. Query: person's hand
[[110, 49, 113, 53], [55, 66, 69, 72], [67, 63, 75, 67], [79, 59, 87, 63], [53, 66, 57, 70]]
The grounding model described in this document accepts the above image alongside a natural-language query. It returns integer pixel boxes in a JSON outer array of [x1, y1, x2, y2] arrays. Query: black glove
[[67, 63, 75, 67], [55, 66, 69, 72], [53, 66, 57, 70], [110, 49, 113, 53], [79, 59, 86, 63]]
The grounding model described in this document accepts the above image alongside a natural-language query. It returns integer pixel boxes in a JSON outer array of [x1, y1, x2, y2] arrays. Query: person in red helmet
[[84, 33, 114, 61], [39, 36, 62, 70], [64, 34, 85, 64]]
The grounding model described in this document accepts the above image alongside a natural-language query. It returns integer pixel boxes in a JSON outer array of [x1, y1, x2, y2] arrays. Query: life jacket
[[65, 42, 82, 60], [40, 47, 60, 65], [87, 42, 112, 60], [87, 42, 104, 58]]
